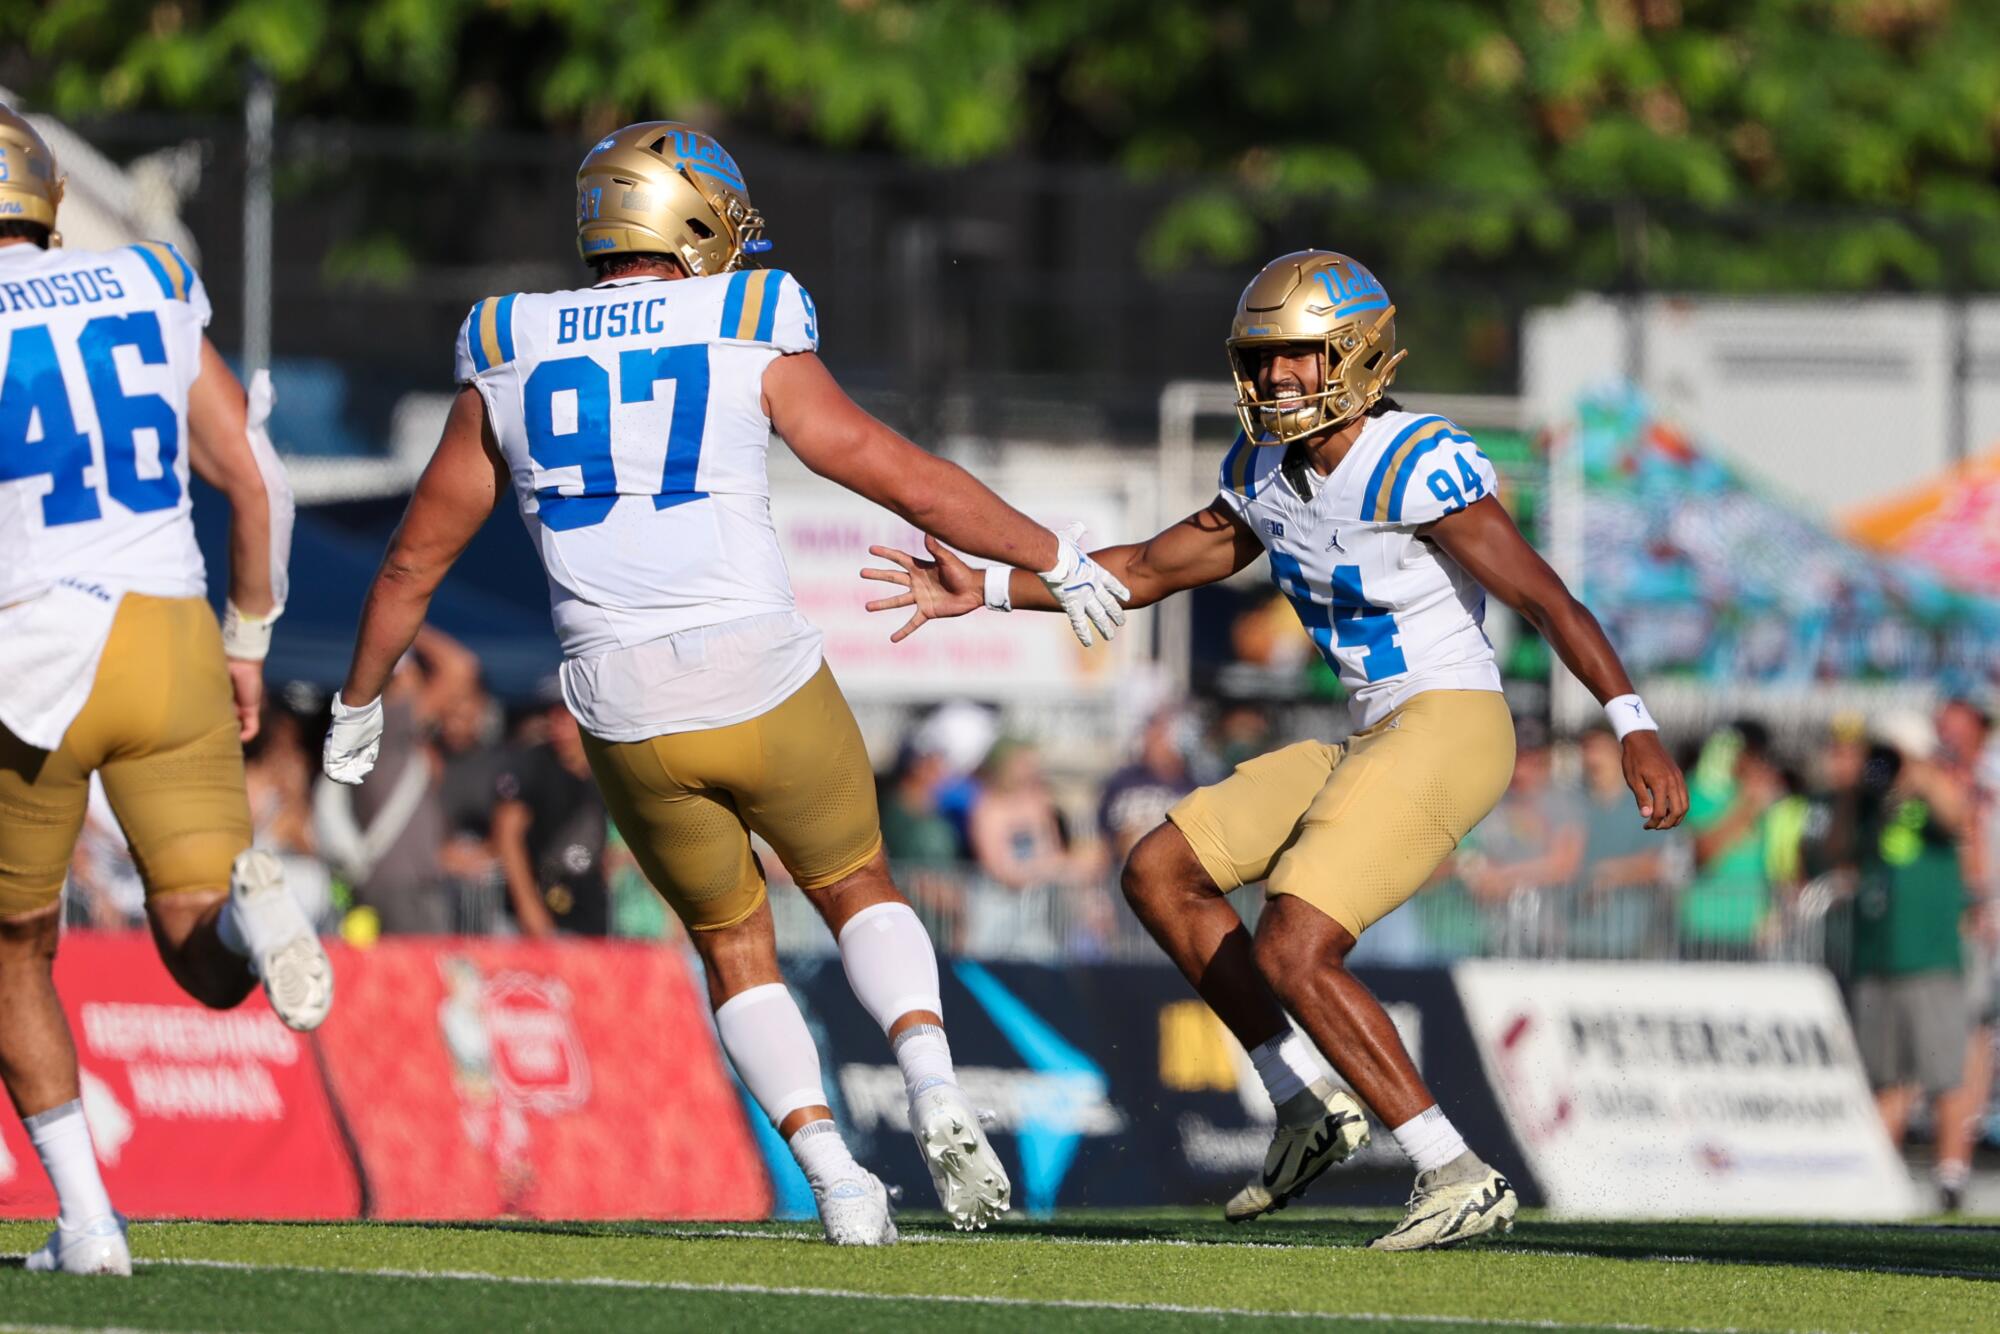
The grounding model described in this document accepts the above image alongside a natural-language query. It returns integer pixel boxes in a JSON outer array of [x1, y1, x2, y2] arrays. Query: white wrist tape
[[1604, 693, 1659, 741], [221, 600, 281, 661], [983, 564, 1013, 612]]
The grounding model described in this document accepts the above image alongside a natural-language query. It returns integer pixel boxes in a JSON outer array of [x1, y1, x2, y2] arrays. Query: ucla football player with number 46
[[325, 123, 1132, 1245], [0, 106, 332, 1277], [864, 249, 1690, 1251]]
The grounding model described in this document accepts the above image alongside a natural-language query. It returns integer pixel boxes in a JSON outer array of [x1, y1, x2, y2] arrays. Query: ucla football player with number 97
[[0, 104, 332, 1277], [865, 249, 1689, 1250], [325, 123, 1131, 1244]]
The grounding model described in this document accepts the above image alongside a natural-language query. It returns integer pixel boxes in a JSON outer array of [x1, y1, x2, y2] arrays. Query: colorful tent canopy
[[1570, 386, 2000, 685], [1844, 452, 2000, 596]]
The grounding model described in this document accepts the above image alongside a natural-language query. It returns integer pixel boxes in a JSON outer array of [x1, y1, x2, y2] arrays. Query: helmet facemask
[[1228, 306, 1404, 446]]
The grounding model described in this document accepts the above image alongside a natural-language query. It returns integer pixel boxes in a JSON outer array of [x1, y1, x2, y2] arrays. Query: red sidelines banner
[[0, 932, 361, 1220], [314, 937, 769, 1221]]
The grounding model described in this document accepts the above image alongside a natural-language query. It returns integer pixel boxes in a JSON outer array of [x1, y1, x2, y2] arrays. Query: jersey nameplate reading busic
[[456, 269, 818, 659]]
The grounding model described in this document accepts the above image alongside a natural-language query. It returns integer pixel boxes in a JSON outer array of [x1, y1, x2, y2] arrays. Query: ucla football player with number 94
[[325, 123, 1133, 1245], [0, 105, 332, 1278], [865, 249, 1689, 1250]]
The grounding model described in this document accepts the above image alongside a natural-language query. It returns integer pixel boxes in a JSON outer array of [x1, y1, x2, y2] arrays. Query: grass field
[[2, 1210, 1996, 1333]]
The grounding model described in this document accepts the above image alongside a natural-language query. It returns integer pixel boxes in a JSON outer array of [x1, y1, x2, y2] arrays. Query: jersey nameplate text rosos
[[0, 241, 212, 605]]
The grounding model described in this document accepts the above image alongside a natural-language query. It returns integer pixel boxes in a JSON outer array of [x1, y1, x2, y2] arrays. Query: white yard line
[[649, 1224, 1316, 1249], [1, 1325, 228, 1334], [136, 1256, 1788, 1334]]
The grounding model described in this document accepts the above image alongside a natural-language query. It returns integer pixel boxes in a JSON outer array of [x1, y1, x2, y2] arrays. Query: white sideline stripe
[[653, 1224, 1315, 1250], [2, 1326, 225, 1334], [139, 1257, 1769, 1333]]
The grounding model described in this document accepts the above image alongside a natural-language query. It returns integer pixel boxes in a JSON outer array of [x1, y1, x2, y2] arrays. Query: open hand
[[226, 658, 264, 743], [1622, 731, 1689, 830], [861, 535, 983, 642]]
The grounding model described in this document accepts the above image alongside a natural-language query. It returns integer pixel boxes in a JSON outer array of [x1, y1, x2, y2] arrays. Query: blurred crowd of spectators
[[61, 631, 2000, 1184]]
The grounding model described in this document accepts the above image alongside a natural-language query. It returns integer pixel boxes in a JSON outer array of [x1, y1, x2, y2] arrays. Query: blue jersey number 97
[[523, 345, 711, 532]]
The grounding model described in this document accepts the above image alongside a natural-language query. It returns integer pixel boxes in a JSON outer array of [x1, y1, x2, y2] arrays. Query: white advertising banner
[[1454, 962, 1918, 1220], [772, 481, 1140, 701]]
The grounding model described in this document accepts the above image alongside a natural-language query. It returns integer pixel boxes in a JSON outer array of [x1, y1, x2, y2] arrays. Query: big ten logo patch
[[1158, 1000, 1242, 1092]]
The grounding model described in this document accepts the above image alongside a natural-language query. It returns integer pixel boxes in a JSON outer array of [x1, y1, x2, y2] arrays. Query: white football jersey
[[1217, 410, 1504, 727], [456, 269, 819, 661], [0, 241, 211, 605]]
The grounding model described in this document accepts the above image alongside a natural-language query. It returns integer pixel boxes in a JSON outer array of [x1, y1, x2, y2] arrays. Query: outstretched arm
[[768, 350, 1129, 643], [862, 500, 1260, 641], [765, 351, 1058, 571], [1427, 495, 1689, 829]]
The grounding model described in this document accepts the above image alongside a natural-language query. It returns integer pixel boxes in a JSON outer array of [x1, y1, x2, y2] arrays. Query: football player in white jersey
[[0, 105, 331, 1276], [864, 249, 1688, 1249], [321, 122, 1129, 1244]]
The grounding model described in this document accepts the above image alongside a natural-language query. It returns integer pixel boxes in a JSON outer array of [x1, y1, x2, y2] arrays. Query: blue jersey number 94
[[523, 345, 711, 531], [0, 312, 182, 526], [1269, 550, 1408, 682]]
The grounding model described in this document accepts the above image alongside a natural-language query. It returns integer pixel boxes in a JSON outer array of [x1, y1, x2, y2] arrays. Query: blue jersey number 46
[[0, 313, 182, 526]]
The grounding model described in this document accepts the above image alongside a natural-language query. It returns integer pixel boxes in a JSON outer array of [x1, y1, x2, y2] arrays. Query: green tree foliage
[[9, 0, 2000, 288]]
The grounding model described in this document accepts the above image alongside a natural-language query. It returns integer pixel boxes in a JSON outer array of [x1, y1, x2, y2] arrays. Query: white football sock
[[1250, 1030, 1321, 1108], [216, 851, 302, 958], [1391, 1104, 1468, 1175], [788, 1118, 862, 1190], [837, 901, 944, 1031], [25, 1100, 115, 1230], [891, 1023, 957, 1097], [713, 983, 828, 1126]]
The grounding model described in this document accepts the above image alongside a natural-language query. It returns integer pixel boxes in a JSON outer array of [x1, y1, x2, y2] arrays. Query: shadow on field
[[221, 1212, 2000, 1283]]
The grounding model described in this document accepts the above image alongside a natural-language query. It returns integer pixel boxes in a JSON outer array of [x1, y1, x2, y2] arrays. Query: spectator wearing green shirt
[[1850, 715, 1976, 1211], [878, 743, 966, 948], [1681, 722, 1787, 960]]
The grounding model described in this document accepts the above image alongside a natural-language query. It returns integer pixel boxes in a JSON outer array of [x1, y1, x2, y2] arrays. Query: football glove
[[322, 693, 385, 786], [1038, 525, 1130, 648]]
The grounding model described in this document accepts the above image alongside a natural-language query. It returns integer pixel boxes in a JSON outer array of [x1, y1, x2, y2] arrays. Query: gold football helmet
[[1226, 250, 1406, 443], [575, 122, 767, 275], [0, 103, 64, 243]]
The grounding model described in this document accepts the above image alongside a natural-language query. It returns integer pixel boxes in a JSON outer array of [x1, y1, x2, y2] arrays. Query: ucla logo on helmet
[[662, 129, 745, 189], [1310, 263, 1389, 319]]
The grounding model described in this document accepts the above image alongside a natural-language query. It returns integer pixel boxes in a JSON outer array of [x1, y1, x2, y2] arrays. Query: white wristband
[[221, 600, 282, 661], [983, 564, 1014, 612], [1604, 693, 1659, 742]]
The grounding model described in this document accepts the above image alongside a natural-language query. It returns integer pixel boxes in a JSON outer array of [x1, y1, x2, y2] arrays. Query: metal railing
[[760, 860, 1849, 969]]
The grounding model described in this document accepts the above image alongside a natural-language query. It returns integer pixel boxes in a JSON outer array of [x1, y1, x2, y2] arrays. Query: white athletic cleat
[[1225, 1081, 1370, 1222], [813, 1170, 898, 1246], [24, 1213, 131, 1275], [911, 1081, 1011, 1230], [1369, 1158, 1518, 1251], [232, 848, 333, 1032]]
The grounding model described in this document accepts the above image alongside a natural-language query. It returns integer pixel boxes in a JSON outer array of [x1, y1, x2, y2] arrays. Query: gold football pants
[[581, 661, 884, 932], [0, 594, 252, 917], [1168, 689, 1515, 939]]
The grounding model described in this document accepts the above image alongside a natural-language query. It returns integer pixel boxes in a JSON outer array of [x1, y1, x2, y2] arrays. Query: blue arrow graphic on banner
[[953, 960, 1108, 1215]]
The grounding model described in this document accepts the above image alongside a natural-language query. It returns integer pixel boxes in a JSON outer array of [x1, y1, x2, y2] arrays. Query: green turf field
[[2, 1210, 1995, 1332]]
